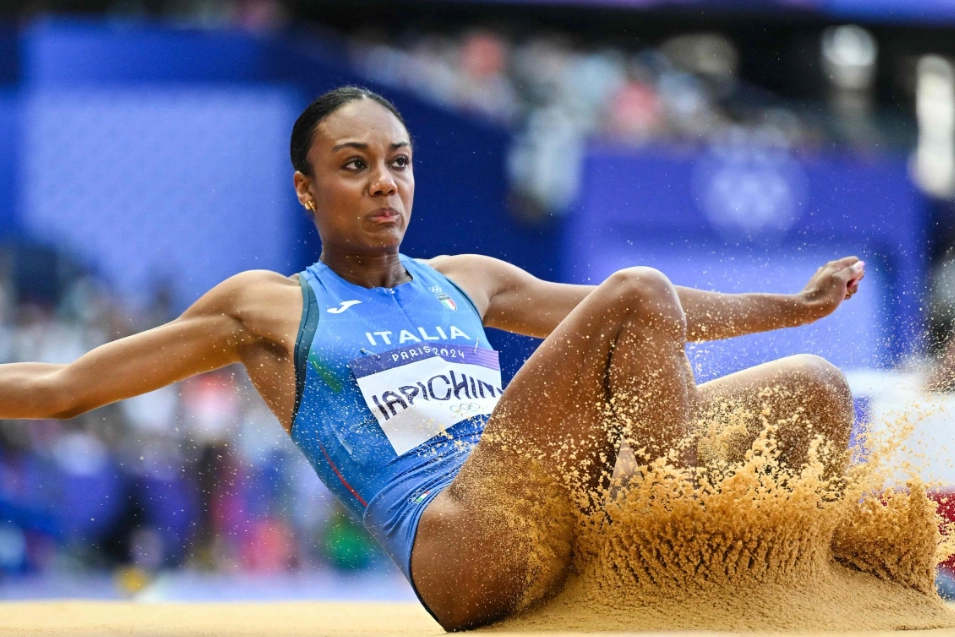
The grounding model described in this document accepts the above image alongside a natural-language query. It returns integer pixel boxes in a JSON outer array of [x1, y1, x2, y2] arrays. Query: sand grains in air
[[487, 389, 955, 633]]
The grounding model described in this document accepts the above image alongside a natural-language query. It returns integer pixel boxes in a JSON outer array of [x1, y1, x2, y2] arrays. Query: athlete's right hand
[[798, 256, 865, 321]]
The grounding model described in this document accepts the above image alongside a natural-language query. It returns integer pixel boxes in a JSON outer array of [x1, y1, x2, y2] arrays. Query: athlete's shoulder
[[202, 270, 302, 342], [194, 269, 301, 332], [425, 254, 528, 286], [423, 254, 509, 275], [207, 269, 299, 304], [421, 255, 528, 319], [232, 269, 301, 288]]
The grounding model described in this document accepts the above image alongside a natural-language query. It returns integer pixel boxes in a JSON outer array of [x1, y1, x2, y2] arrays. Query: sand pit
[[476, 389, 955, 634], [0, 600, 954, 636], [0, 601, 439, 636]]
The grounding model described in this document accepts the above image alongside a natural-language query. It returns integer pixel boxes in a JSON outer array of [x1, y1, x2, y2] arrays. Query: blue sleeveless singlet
[[290, 255, 502, 585]]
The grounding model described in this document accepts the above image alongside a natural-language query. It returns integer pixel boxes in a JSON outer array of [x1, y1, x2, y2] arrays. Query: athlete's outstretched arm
[[675, 257, 865, 341], [0, 271, 280, 420], [430, 254, 864, 341]]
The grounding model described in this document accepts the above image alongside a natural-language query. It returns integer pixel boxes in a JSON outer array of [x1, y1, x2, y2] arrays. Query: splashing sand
[[486, 398, 955, 633]]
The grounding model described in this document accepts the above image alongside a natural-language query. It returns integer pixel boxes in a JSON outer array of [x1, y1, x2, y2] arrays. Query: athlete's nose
[[370, 164, 398, 197]]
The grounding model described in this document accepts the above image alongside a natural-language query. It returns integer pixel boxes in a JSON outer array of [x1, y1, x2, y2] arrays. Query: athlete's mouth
[[368, 208, 401, 223]]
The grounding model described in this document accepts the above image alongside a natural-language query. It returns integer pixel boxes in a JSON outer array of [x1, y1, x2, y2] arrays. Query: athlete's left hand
[[798, 256, 865, 320]]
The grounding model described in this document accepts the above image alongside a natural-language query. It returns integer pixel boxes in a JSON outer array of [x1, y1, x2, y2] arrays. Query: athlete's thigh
[[467, 296, 624, 475], [412, 481, 570, 630], [412, 411, 588, 630], [411, 295, 627, 629]]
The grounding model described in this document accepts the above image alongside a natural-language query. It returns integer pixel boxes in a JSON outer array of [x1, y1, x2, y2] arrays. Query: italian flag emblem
[[436, 293, 457, 311]]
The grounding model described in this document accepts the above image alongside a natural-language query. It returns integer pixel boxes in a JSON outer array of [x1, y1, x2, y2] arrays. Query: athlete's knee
[[790, 354, 849, 391], [600, 267, 685, 334], [788, 354, 853, 415]]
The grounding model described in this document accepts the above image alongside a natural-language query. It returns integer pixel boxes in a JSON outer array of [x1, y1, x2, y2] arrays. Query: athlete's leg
[[693, 354, 854, 475], [412, 267, 697, 630]]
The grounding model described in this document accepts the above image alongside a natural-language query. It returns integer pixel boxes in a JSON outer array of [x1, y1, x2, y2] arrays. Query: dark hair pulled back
[[290, 86, 408, 176]]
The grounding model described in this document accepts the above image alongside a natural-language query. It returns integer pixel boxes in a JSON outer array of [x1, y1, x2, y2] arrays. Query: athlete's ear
[[293, 171, 317, 214]]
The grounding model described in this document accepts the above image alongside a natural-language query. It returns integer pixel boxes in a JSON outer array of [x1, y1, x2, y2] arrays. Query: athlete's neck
[[319, 251, 411, 289]]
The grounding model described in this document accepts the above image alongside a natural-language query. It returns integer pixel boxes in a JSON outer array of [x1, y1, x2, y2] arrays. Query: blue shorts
[[361, 417, 484, 616], [362, 457, 462, 580], [362, 452, 466, 623]]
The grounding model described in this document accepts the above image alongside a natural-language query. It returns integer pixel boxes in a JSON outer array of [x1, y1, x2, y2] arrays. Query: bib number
[[348, 344, 503, 456]]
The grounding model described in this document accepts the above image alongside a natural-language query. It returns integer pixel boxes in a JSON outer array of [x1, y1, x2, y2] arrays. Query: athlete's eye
[[344, 158, 366, 170], [392, 155, 411, 169]]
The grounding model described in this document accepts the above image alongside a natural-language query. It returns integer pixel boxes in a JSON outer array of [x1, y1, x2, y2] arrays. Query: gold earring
[[304, 200, 316, 212]]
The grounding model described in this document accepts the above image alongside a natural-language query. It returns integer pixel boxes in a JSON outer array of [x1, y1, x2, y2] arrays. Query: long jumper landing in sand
[[1, 85, 951, 633]]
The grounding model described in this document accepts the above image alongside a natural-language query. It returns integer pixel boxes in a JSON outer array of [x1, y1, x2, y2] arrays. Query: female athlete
[[0, 86, 864, 631]]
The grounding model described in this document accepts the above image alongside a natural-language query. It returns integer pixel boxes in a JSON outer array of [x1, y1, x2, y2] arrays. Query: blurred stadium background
[[1, 0, 955, 603]]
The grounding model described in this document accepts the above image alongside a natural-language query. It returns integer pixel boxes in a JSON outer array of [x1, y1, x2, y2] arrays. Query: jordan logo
[[328, 300, 361, 314]]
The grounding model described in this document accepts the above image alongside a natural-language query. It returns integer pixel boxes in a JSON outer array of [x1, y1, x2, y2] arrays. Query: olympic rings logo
[[450, 402, 481, 416]]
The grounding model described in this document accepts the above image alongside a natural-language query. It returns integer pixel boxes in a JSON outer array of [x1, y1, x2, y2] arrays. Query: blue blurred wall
[[23, 20, 274, 85], [15, 20, 561, 290], [20, 85, 302, 306], [568, 145, 929, 375], [0, 24, 18, 237], [0, 23, 17, 85], [0, 91, 16, 237]]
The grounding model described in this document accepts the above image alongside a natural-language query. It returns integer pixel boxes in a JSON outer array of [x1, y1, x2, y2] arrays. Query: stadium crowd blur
[[349, 24, 894, 215], [354, 29, 803, 143], [0, 250, 382, 584]]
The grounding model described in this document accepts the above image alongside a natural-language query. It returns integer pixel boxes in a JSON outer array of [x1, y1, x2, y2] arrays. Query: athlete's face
[[294, 99, 414, 255]]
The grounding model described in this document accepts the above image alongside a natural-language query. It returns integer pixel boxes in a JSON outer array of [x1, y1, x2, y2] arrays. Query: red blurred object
[[606, 81, 663, 139], [241, 519, 296, 572], [930, 490, 955, 574], [460, 32, 508, 79]]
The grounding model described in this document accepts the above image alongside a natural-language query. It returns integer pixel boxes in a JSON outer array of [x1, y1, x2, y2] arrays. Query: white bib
[[349, 344, 503, 456]]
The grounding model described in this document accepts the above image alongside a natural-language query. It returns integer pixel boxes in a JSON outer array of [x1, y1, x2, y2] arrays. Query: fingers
[[819, 256, 859, 274], [816, 256, 860, 280], [831, 255, 861, 269], [807, 256, 866, 302], [833, 258, 864, 279], [832, 264, 860, 283], [847, 260, 865, 281], [845, 268, 865, 299], [834, 258, 864, 300]]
